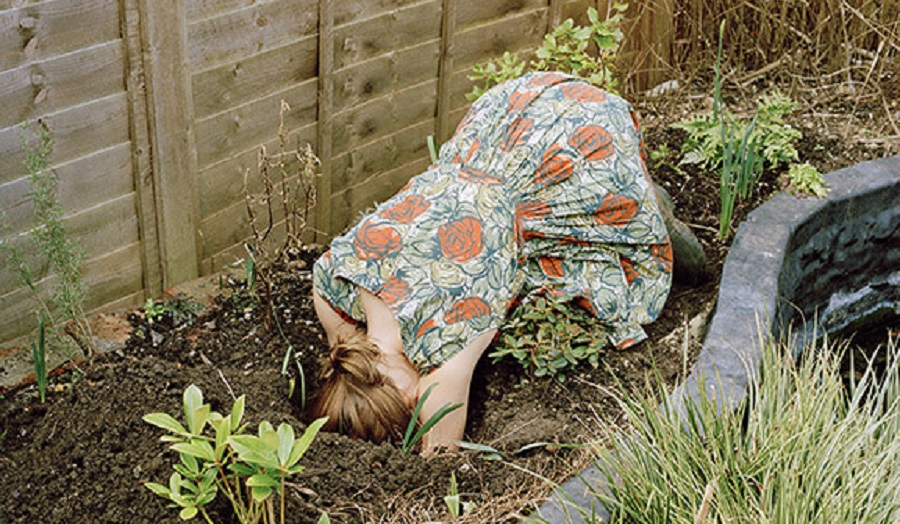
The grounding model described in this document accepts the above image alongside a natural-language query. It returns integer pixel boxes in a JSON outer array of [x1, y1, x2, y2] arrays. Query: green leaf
[[231, 395, 245, 431], [188, 404, 211, 435], [289, 417, 328, 467], [179, 506, 198, 520], [247, 473, 281, 488], [143, 413, 189, 436], [276, 423, 295, 466], [183, 385, 203, 424], [172, 440, 216, 462], [251, 485, 272, 503], [229, 435, 280, 470], [145, 482, 172, 499], [317, 513, 332, 524]]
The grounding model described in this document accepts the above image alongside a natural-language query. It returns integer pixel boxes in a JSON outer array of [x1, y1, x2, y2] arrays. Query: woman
[[311, 72, 676, 453]]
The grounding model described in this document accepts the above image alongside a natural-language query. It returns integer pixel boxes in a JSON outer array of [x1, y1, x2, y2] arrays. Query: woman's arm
[[417, 328, 496, 454], [312, 284, 363, 346]]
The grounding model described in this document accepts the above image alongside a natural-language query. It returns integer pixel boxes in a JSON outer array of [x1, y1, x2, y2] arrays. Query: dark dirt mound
[[1, 80, 894, 523]]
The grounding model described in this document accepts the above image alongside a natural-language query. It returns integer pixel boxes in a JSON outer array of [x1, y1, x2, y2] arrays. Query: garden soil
[[1, 79, 896, 523]]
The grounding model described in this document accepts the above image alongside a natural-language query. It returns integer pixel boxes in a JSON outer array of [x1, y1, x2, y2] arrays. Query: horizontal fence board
[[199, 189, 290, 263], [456, 0, 548, 26], [0, 92, 130, 185], [198, 122, 317, 220], [191, 35, 318, 119], [186, 0, 268, 23], [333, 0, 441, 70], [187, 0, 318, 72], [0, 143, 134, 234], [0, 242, 143, 342], [333, 0, 424, 27], [332, 79, 437, 157], [332, 39, 440, 113], [0, 39, 124, 129], [0, 0, 120, 72], [451, 7, 548, 69], [0, 193, 140, 296], [330, 119, 433, 194], [330, 156, 432, 233], [194, 78, 317, 169]]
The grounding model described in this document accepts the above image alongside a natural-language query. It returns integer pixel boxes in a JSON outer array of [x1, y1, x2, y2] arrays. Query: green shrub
[[491, 294, 607, 380], [467, 4, 628, 101]]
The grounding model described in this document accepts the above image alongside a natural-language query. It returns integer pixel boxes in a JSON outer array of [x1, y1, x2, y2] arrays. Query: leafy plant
[[467, 4, 628, 100], [142, 295, 203, 329], [785, 162, 829, 198], [144, 385, 327, 523], [491, 293, 607, 380], [671, 22, 812, 239], [0, 123, 93, 359], [402, 382, 464, 454]]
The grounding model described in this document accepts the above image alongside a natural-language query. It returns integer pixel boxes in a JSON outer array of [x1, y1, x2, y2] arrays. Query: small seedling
[[444, 472, 474, 519], [143, 298, 168, 326], [402, 383, 463, 454]]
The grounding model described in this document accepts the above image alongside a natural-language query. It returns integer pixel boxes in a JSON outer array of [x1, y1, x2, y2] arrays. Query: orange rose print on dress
[[568, 124, 614, 162], [615, 338, 639, 350], [539, 256, 565, 278], [416, 317, 438, 338], [560, 83, 608, 103], [620, 256, 639, 285], [534, 144, 574, 186], [527, 72, 568, 87], [353, 221, 402, 260], [594, 193, 639, 226], [438, 216, 484, 263], [459, 166, 502, 185], [379, 275, 411, 306], [380, 195, 430, 223], [444, 297, 491, 324], [508, 90, 538, 112], [452, 137, 481, 165], [500, 117, 534, 151], [514, 200, 552, 245], [651, 242, 674, 272]]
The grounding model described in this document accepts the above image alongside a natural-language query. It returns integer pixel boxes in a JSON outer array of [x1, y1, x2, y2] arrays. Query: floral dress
[[314, 72, 672, 373]]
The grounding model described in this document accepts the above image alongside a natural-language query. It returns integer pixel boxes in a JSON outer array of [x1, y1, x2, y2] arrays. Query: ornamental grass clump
[[144, 385, 327, 524], [591, 334, 900, 523]]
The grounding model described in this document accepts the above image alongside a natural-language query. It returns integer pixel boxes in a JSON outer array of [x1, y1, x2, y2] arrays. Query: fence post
[[435, 0, 457, 144], [315, 0, 335, 241], [135, 0, 200, 288]]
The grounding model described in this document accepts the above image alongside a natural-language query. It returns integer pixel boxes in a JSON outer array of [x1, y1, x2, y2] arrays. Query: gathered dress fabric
[[314, 72, 672, 373]]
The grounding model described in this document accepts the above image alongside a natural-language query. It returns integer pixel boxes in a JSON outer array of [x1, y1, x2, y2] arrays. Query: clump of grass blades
[[593, 334, 900, 523]]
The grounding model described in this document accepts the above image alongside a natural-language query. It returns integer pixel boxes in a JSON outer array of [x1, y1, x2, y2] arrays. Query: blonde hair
[[311, 333, 411, 443]]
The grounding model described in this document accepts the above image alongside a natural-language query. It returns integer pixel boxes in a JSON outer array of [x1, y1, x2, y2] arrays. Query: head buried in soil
[[311, 333, 411, 443]]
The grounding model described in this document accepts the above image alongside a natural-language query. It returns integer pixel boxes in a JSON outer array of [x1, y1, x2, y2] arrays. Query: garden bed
[[0, 77, 896, 523]]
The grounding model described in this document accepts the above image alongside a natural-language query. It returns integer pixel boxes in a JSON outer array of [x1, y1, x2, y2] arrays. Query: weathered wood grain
[[0, 143, 134, 234], [187, 0, 317, 73], [0, 93, 131, 186], [332, 40, 440, 112], [315, 0, 335, 241], [331, 80, 437, 157], [192, 35, 318, 119], [0, 0, 120, 72], [0, 40, 124, 129], [194, 78, 317, 170], [333, 0, 441, 70]]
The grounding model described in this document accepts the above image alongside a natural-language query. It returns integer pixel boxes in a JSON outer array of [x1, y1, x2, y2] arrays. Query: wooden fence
[[0, 0, 675, 345]]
